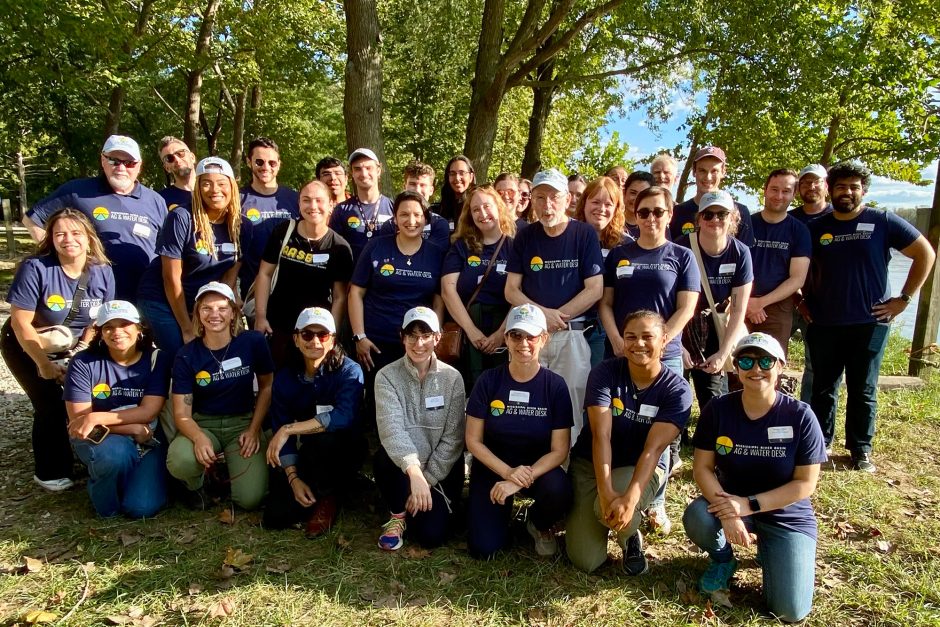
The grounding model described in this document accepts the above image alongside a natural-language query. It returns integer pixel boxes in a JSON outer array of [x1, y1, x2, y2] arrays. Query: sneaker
[[852, 452, 876, 473], [305, 494, 337, 538], [378, 514, 407, 551], [699, 556, 738, 594], [622, 531, 648, 576], [647, 503, 672, 536], [179, 486, 210, 511], [33, 476, 74, 492], [526, 520, 558, 556]]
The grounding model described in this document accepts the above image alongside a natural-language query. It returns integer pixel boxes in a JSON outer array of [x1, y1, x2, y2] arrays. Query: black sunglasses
[[163, 149, 188, 164], [254, 158, 279, 168], [735, 355, 777, 370], [298, 329, 332, 342], [701, 210, 730, 222], [636, 207, 669, 219]]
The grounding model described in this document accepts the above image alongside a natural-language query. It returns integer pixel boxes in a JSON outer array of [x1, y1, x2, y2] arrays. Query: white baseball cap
[[402, 306, 440, 332], [294, 307, 336, 334], [195, 281, 236, 303], [733, 332, 786, 364], [531, 168, 568, 193], [348, 148, 380, 165], [699, 190, 735, 212], [96, 300, 141, 326], [506, 303, 547, 336], [195, 156, 235, 179], [799, 164, 828, 180], [101, 135, 142, 162]]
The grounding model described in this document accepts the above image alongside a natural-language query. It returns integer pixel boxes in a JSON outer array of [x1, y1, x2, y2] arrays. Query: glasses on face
[[448, 169, 471, 178], [162, 149, 188, 164], [299, 329, 332, 342], [701, 210, 730, 222], [507, 330, 539, 343], [404, 332, 436, 344], [104, 156, 139, 169], [254, 158, 279, 168], [735, 355, 777, 371], [636, 207, 668, 219]]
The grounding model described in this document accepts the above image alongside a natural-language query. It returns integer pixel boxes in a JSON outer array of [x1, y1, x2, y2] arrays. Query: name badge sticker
[[719, 263, 736, 275], [602, 248, 610, 259], [310, 253, 330, 264], [132, 222, 152, 238], [425, 395, 445, 410], [616, 265, 635, 278], [508, 390, 530, 404], [767, 426, 794, 443], [377, 214, 392, 224], [219, 357, 242, 372], [856, 223, 875, 232], [496, 263, 507, 274], [315, 404, 334, 415], [639, 404, 659, 417], [220, 243, 237, 254]]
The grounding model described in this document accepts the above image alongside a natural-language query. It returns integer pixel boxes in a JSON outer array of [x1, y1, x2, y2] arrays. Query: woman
[[434, 156, 476, 227], [623, 171, 654, 239], [264, 308, 365, 536], [1, 208, 114, 491], [566, 311, 692, 574], [253, 180, 354, 367], [516, 178, 533, 229], [600, 186, 699, 534], [494, 173, 520, 217], [684, 333, 826, 623], [441, 184, 515, 389], [574, 176, 627, 367], [465, 304, 574, 558], [166, 282, 274, 510], [137, 157, 247, 356], [373, 307, 466, 551], [567, 174, 587, 216], [678, 191, 753, 409], [604, 166, 628, 191], [65, 301, 172, 517]]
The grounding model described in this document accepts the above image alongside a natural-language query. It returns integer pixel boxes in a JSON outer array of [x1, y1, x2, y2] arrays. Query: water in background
[[887, 254, 937, 342]]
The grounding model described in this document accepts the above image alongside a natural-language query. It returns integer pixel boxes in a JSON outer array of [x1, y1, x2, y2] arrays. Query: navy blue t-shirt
[[675, 235, 753, 309], [806, 208, 921, 325], [604, 241, 700, 358], [506, 220, 604, 310], [749, 213, 810, 296], [377, 212, 451, 251], [693, 391, 827, 539], [671, 198, 755, 246], [171, 331, 274, 416], [27, 176, 167, 301], [159, 186, 192, 212], [573, 359, 691, 466], [64, 347, 171, 414], [329, 195, 395, 260], [788, 203, 833, 226], [239, 185, 300, 291], [467, 365, 573, 467], [350, 236, 445, 344], [8, 257, 114, 335], [442, 237, 512, 306]]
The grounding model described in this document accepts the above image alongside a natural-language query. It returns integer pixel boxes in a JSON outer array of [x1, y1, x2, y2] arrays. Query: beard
[[177, 165, 193, 178], [107, 172, 135, 194], [832, 196, 859, 213]]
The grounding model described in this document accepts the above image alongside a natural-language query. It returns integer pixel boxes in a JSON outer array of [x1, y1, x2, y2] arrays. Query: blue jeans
[[72, 434, 168, 518], [649, 356, 685, 509], [138, 299, 184, 357], [585, 322, 606, 369], [683, 496, 816, 622]]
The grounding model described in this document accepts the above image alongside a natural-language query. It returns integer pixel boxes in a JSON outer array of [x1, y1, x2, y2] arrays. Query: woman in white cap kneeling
[[64, 300, 172, 518], [264, 307, 365, 537], [166, 282, 274, 510], [683, 332, 826, 623], [373, 307, 466, 551], [465, 303, 574, 558]]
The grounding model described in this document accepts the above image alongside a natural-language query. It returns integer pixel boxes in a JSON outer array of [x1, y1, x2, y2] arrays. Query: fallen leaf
[[218, 509, 236, 525], [266, 561, 290, 574], [223, 547, 253, 570], [389, 580, 406, 595], [834, 521, 856, 540], [207, 598, 236, 618], [401, 546, 431, 560], [701, 600, 717, 623], [105, 616, 131, 625], [875, 539, 892, 553], [372, 594, 398, 609], [710, 589, 733, 608], [23, 610, 57, 624], [188, 583, 203, 595], [22, 556, 43, 573], [176, 529, 197, 545], [438, 571, 456, 585], [335, 534, 351, 549], [119, 532, 142, 547], [219, 565, 236, 580], [49, 590, 67, 604], [405, 596, 428, 607], [127, 606, 144, 619], [358, 585, 378, 602], [588, 602, 607, 617], [526, 607, 547, 626], [867, 526, 883, 538]]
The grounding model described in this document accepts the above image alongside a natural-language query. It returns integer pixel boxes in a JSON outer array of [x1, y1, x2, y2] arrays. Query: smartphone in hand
[[87, 424, 110, 444]]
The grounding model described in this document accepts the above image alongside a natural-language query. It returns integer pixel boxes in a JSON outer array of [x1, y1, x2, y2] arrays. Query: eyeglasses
[[735, 355, 777, 370], [636, 207, 669, 219], [507, 330, 540, 343], [404, 332, 436, 344], [162, 149, 188, 164], [254, 158, 279, 168], [104, 156, 139, 168], [448, 169, 472, 178], [701, 210, 730, 222], [299, 329, 332, 342]]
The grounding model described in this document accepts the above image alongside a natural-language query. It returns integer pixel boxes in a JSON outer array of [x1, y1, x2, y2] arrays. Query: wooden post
[[909, 161, 940, 377], [2, 198, 15, 259]]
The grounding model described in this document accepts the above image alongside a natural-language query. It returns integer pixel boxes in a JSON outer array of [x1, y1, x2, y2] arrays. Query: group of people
[[2, 132, 935, 624]]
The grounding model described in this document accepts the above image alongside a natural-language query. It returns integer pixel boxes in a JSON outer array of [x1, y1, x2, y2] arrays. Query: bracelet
[[288, 476, 299, 486]]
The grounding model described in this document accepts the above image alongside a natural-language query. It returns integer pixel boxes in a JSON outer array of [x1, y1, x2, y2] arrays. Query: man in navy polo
[[157, 136, 196, 211], [329, 148, 394, 261], [24, 134, 167, 302], [671, 146, 755, 245], [804, 161, 934, 472]]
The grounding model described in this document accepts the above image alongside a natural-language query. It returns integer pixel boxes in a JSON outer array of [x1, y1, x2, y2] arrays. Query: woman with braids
[[137, 157, 250, 356]]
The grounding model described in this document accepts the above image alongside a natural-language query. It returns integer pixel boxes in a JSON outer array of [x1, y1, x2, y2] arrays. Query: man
[[671, 146, 755, 245], [329, 148, 394, 261], [316, 156, 350, 208], [24, 135, 167, 301], [403, 161, 435, 202], [505, 168, 604, 442], [377, 161, 449, 249], [157, 136, 196, 211], [650, 153, 678, 191], [240, 137, 300, 296], [789, 163, 832, 225], [746, 169, 811, 353], [804, 161, 934, 472]]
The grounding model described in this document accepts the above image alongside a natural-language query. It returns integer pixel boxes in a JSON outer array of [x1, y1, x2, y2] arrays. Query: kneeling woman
[[264, 307, 365, 536], [65, 301, 172, 518], [465, 304, 573, 558], [167, 282, 274, 510], [683, 333, 826, 623], [373, 307, 466, 551]]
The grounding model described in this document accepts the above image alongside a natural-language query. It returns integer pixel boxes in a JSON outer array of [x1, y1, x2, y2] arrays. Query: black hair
[[626, 170, 655, 187], [247, 137, 279, 159], [285, 330, 347, 374], [827, 160, 871, 192], [393, 190, 432, 226], [439, 155, 475, 221], [315, 156, 344, 177], [401, 320, 435, 337]]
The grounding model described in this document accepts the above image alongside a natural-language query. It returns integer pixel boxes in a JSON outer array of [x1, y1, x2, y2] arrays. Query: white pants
[[539, 329, 592, 447]]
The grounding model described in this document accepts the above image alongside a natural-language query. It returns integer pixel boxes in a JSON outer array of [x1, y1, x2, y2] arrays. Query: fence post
[[909, 165, 940, 377]]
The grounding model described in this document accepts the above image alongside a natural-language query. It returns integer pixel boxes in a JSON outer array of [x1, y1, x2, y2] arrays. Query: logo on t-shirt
[[347, 216, 362, 230], [168, 204, 179, 211], [46, 294, 67, 311], [92, 206, 110, 221], [682, 222, 695, 235], [195, 370, 212, 386], [195, 239, 210, 255], [467, 256, 482, 267], [245, 208, 261, 222], [92, 383, 112, 399], [489, 400, 506, 416], [611, 397, 625, 416], [379, 264, 395, 277], [819, 233, 833, 246], [715, 436, 734, 455], [529, 256, 544, 272]]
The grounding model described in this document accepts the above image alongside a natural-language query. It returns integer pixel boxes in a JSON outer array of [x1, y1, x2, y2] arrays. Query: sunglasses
[[162, 149, 189, 164], [254, 158, 279, 168], [507, 330, 540, 343], [104, 156, 139, 168], [701, 210, 730, 222], [735, 355, 777, 371], [636, 207, 669, 219], [298, 329, 332, 342]]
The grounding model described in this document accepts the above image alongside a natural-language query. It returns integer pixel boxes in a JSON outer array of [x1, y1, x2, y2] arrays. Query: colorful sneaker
[[647, 503, 672, 536], [526, 520, 558, 556], [622, 531, 648, 576], [305, 494, 337, 538], [699, 556, 738, 594], [378, 513, 407, 551], [33, 475, 74, 492]]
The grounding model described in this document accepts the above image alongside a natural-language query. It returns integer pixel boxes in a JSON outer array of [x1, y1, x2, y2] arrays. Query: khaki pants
[[539, 329, 592, 445]]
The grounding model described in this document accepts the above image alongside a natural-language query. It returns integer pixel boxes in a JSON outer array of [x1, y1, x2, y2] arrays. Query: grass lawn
[[1, 338, 939, 626]]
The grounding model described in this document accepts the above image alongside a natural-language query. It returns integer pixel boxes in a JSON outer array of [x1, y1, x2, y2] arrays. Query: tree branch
[[151, 87, 184, 122]]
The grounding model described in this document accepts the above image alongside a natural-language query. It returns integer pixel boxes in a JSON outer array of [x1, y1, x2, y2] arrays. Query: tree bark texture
[[520, 56, 556, 179], [184, 0, 223, 153]]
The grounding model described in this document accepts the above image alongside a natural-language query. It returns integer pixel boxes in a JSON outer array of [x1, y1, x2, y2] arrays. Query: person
[[604, 166, 628, 191], [574, 176, 627, 367], [494, 173, 520, 218], [623, 171, 654, 239], [264, 308, 365, 536], [166, 282, 274, 510], [505, 168, 604, 444], [683, 333, 826, 623], [566, 311, 692, 574], [402, 161, 436, 202], [671, 146, 755, 246], [788, 164, 832, 226], [600, 185, 699, 533], [517, 178, 534, 226], [136, 157, 248, 356], [567, 174, 587, 216], [747, 169, 810, 354], [803, 161, 934, 472], [465, 304, 574, 558], [253, 180, 353, 366], [677, 191, 752, 410], [441, 184, 515, 389], [374, 307, 466, 551], [432, 155, 475, 229], [329, 148, 395, 260], [316, 156, 350, 208], [157, 136, 196, 212], [1, 209, 114, 491], [650, 153, 678, 191], [23, 135, 167, 301], [64, 301, 172, 518], [378, 161, 450, 249]]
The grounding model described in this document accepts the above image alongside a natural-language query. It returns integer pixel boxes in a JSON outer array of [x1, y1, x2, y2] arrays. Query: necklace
[[206, 339, 232, 371]]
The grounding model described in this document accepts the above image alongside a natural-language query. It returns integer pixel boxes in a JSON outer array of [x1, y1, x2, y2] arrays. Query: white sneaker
[[647, 504, 672, 536], [33, 475, 74, 492], [526, 520, 558, 556]]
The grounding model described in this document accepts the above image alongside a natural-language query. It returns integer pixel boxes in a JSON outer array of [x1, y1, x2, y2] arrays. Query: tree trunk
[[343, 0, 390, 194], [230, 90, 247, 180], [184, 0, 223, 153], [520, 56, 556, 179], [463, 0, 508, 179], [15, 150, 28, 215], [198, 91, 224, 156], [103, 85, 125, 138], [676, 130, 701, 203]]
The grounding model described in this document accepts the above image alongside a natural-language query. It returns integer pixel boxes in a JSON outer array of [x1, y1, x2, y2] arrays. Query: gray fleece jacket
[[374, 355, 466, 486]]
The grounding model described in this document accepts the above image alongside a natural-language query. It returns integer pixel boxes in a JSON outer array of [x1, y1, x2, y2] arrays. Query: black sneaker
[[180, 486, 210, 511], [852, 452, 876, 473], [622, 531, 648, 576]]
